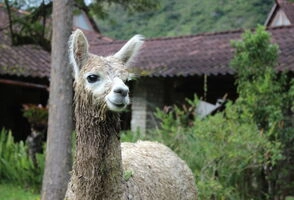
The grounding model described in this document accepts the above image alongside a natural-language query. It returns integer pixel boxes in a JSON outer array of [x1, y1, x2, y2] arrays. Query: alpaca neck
[[72, 93, 123, 200]]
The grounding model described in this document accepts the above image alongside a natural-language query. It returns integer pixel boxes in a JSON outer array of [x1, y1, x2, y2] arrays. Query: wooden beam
[[0, 78, 49, 91]]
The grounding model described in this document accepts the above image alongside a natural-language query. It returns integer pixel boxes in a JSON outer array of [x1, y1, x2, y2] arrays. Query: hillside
[[96, 0, 274, 40]]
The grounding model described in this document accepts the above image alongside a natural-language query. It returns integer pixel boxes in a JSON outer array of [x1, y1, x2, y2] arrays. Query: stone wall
[[131, 78, 165, 134]]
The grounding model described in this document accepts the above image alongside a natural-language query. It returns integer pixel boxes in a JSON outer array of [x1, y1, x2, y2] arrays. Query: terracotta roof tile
[[0, 5, 112, 79], [1, 25, 293, 79], [0, 31, 50, 78], [90, 25, 294, 77], [0, 29, 110, 79]]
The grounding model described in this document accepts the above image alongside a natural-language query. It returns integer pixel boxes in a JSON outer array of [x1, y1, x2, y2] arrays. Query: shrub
[[122, 98, 283, 199], [0, 129, 44, 191], [22, 104, 48, 129], [231, 25, 294, 198]]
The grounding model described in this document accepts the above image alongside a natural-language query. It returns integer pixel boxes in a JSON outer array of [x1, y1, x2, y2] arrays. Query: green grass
[[0, 183, 40, 200]]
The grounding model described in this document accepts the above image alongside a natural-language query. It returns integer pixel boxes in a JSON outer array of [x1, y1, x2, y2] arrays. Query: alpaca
[[65, 29, 197, 200]]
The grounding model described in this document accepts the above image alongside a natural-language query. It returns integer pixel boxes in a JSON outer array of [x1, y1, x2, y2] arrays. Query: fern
[[0, 129, 44, 191]]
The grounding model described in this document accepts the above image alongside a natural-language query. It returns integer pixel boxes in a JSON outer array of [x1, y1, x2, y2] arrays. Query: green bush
[[122, 98, 283, 199], [0, 129, 44, 191], [231, 25, 294, 198]]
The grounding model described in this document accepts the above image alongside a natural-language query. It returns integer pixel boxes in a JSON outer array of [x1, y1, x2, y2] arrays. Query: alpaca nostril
[[113, 87, 129, 97]]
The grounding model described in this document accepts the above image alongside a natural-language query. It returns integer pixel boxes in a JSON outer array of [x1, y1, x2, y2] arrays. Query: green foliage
[[3, 0, 51, 50], [0, 129, 44, 191], [231, 26, 278, 79], [88, 0, 158, 16], [97, 0, 273, 39], [158, 101, 283, 199], [22, 104, 48, 127], [230, 25, 294, 198], [122, 98, 283, 199], [123, 169, 134, 181], [231, 26, 283, 128], [2, 0, 157, 49], [0, 183, 40, 200]]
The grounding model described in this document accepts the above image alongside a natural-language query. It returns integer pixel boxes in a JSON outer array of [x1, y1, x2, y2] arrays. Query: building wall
[[131, 77, 165, 133], [270, 9, 291, 27], [130, 75, 237, 133]]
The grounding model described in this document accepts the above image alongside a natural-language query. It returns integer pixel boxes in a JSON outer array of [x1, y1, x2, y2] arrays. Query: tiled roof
[[0, 31, 50, 78], [1, 25, 293, 79], [0, 28, 113, 79], [277, 0, 294, 23], [0, 5, 112, 79], [90, 25, 294, 77], [0, 5, 50, 78]]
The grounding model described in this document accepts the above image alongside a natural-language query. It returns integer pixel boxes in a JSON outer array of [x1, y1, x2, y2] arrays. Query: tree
[[2, 0, 158, 50], [231, 25, 294, 199], [41, 1, 73, 200], [3, 0, 52, 50]]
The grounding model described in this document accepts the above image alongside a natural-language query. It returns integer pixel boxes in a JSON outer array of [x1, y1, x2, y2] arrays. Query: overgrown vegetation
[[97, 0, 273, 39], [3, 0, 52, 50], [122, 26, 294, 199], [0, 129, 44, 192], [231, 25, 294, 199], [1, 0, 158, 50], [22, 104, 48, 127]]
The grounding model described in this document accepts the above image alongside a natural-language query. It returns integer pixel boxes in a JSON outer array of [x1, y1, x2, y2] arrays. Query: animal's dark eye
[[87, 74, 100, 83]]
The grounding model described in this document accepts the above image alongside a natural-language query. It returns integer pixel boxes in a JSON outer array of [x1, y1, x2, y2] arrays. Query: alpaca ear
[[114, 34, 144, 67], [69, 29, 89, 80]]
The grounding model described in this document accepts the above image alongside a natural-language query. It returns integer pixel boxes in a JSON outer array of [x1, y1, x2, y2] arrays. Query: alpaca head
[[69, 29, 144, 112]]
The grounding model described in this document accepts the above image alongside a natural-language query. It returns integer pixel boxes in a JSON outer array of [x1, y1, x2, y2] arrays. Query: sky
[[84, 0, 93, 6]]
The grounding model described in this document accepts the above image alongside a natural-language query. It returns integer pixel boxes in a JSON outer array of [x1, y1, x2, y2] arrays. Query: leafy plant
[[231, 25, 285, 130], [22, 104, 48, 128], [3, 0, 51, 50], [0, 129, 44, 191], [231, 25, 294, 198]]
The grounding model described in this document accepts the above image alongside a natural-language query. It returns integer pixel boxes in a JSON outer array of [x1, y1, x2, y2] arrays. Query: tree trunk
[[41, 1, 73, 200]]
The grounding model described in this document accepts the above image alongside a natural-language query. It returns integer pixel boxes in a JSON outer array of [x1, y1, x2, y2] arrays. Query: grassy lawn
[[0, 183, 40, 200]]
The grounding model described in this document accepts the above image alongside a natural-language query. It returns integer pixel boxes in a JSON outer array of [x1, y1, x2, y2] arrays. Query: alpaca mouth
[[109, 101, 125, 108], [106, 97, 128, 112]]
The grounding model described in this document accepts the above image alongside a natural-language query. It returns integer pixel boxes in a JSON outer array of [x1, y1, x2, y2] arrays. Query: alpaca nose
[[113, 87, 129, 97]]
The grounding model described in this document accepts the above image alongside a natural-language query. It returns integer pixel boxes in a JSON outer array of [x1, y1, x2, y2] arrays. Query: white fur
[[83, 72, 107, 96], [68, 30, 143, 112], [105, 77, 130, 112], [114, 34, 144, 67], [69, 29, 89, 80]]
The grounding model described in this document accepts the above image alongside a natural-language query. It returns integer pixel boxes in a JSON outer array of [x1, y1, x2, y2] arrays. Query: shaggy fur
[[65, 29, 197, 200], [122, 141, 197, 200]]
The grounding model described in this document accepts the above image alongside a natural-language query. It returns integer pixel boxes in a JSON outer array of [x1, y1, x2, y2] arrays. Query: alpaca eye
[[87, 74, 100, 83]]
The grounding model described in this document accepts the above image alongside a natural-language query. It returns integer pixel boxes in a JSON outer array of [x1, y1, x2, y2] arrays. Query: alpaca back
[[122, 141, 197, 200]]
